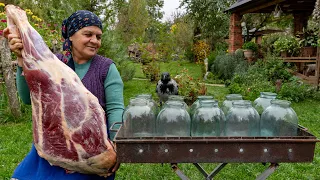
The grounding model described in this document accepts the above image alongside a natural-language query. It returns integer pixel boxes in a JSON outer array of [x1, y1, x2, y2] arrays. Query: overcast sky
[[162, 0, 184, 22]]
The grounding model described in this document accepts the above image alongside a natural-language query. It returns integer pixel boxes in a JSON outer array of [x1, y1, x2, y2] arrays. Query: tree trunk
[[0, 66, 3, 98], [0, 37, 21, 118]]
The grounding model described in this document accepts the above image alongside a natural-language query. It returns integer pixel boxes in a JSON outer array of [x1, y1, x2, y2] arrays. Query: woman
[[4, 10, 124, 180]]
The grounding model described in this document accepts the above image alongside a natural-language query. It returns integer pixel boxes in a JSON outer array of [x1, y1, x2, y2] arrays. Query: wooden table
[[281, 56, 319, 87], [281, 57, 317, 63], [281, 57, 316, 74], [282, 57, 316, 70]]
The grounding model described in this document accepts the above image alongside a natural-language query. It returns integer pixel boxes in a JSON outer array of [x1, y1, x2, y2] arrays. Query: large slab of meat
[[5, 5, 116, 176]]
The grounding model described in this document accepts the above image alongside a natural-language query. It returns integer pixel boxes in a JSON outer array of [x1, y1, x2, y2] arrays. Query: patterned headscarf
[[61, 10, 103, 63]]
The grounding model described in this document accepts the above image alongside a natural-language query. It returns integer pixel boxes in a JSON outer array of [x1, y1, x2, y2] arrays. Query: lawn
[[0, 61, 319, 179], [132, 60, 204, 80]]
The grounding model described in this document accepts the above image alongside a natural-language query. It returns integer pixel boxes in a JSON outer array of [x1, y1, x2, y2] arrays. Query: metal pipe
[[171, 163, 190, 180]]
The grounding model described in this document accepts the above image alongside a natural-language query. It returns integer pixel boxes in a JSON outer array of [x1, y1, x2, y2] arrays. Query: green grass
[[0, 122, 32, 179], [0, 61, 319, 179], [133, 60, 204, 80]]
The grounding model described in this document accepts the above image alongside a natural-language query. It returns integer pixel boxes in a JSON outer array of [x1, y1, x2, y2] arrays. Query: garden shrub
[[139, 43, 161, 64], [273, 35, 300, 56], [234, 48, 244, 57], [312, 89, 320, 101], [174, 68, 207, 105], [142, 60, 160, 82], [277, 77, 316, 102], [260, 33, 283, 55], [207, 51, 216, 71], [99, 30, 135, 82], [242, 41, 258, 52], [211, 53, 246, 81], [119, 61, 136, 82], [184, 46, 195, 62], [259, 55, 293, 83], [228, 55, 316, 102], [204, 72, 225, 84], [228, 70, 274, 101], [157, 44, 170, 62], [207, 49, 226, 72], [193, 40, 210, 63]]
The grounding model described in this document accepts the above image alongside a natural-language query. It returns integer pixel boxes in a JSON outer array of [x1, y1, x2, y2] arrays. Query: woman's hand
[[106, 141, 120, 176], [107, 162, 120, 176], [3, 27, 23, 67]]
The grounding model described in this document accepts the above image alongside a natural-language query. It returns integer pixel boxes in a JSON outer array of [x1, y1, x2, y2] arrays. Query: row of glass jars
[[122, 93, 298, 137]]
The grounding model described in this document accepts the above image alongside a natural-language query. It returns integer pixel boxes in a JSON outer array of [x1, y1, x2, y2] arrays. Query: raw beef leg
[[5, 5, 116, 176]]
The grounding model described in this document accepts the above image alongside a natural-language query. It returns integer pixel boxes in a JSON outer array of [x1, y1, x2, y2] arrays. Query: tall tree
[[144, 0, 164, 42], [181, 0, 236, 49], [145, 0, 164, 21], [116, 0, 149, 44], [6, 0, 110, 25]]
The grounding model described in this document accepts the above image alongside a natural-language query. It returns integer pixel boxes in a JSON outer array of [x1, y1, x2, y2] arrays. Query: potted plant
[[273, 35, 300, 57], [242, 41, 258, 60], [298, 29, 318, 57]]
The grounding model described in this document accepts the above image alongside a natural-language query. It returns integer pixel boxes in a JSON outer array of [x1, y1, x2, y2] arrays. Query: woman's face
[[70, 26, 102, 61]]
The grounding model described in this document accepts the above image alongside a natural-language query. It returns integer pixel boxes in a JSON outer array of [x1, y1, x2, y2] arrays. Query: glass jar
[[163, 95, 188, 110], [122, 98, 156, 137], [156, 101, 191, 137], [136, 94, 159, 115], [190, 95, 214, 116], [225, 100, 260, 137], [253, 92, 277, 114], [221, 94, 243, 115], [191, 100, 224, 137], [260, 100, 298, 136]]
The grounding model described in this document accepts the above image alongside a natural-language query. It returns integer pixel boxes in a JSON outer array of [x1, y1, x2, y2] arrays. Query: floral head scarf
[[61, 10, 102, 63]]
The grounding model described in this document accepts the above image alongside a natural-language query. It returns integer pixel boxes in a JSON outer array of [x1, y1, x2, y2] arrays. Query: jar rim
[[270, 99, 291, 106], [130, 97, 148, 105], [197, 95, 214, 99], [260, 92, 277, 96], [200, 99, 218, 104], [136, 94, 152, 99], [166, 101, 184, 106], [232, 100, 252, 106], [226, 94, 243, 100], [168, 95, 184, 100]]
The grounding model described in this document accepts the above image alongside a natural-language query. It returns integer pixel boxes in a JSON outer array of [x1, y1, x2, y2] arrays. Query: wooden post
[[0, 36, 21, 118], [317, 30, 320, 90], [0, 64, 3, 97], [317, 46, 320, 90]]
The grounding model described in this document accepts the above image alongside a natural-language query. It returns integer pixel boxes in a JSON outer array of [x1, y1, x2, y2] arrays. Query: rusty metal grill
[[114, 125, 319, 164]]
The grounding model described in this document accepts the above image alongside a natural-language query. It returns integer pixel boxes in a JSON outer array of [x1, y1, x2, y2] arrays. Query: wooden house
[[225, 0, 319, 87]]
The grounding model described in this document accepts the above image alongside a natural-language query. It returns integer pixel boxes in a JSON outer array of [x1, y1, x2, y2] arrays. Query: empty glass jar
[[122, 98, 156, 137], [253, 92, 277, 114], [136, 94, 159, 115], [190, 95, 214, 116], [260, 100, 298, 136], [221, 94, 243, 115], [156, 101, 191, 137], [225, 100, 260, 137], [191, 100, 224, 137], [163, 95, 188, 110]]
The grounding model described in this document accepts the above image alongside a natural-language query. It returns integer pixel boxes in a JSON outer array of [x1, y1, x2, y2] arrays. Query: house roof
[[225, 0, 316, 15]]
